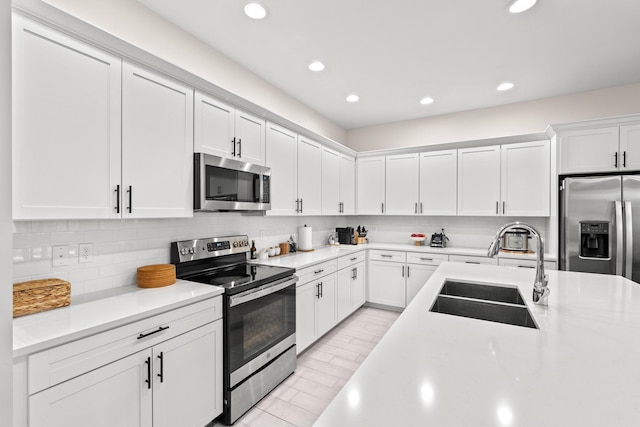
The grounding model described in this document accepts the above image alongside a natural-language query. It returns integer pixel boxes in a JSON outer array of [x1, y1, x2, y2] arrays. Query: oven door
[[194, 153, 271, 211], [226, 275, 297, 387]]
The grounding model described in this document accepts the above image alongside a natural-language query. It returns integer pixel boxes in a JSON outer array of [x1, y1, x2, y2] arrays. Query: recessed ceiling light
[[508, 0, 537, 14], [308, 61, 325, 72], [420, 97, 434, 105], [497, 82, 515, 91], [346, 94, 359, 103], [244, 2, 267, 20]]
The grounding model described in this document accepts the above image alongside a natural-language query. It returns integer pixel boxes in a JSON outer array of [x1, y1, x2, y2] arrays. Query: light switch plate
[[52, 245, 69, 267]]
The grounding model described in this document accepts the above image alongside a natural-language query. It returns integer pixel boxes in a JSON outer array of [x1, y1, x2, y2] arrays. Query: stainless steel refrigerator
[[560, 175, 640, 281]]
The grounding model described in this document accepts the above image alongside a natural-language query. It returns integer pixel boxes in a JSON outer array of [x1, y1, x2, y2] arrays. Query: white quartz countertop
[[13, 280, 223, 358], [252, 242, 555, 270], [314, 262, 640, 426]]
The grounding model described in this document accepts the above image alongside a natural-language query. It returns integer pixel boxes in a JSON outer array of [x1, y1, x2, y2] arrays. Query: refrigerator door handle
[[624, 201, 633, 279], [615, 201, 624, 276]]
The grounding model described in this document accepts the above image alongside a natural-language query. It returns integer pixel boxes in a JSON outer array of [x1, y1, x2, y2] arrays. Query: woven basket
[[13, 278, 71, 318], [137, 264, 176, 288]]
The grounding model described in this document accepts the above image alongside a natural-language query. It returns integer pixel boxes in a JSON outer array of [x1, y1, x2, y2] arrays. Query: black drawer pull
[[314, 269, 324, 274], [137, 326, 169, 340]]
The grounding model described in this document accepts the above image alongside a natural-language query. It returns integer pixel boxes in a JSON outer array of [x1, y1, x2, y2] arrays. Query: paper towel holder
[[298, 224, 314, 252]]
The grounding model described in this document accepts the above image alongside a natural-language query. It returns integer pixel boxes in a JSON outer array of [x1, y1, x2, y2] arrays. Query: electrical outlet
[[52, 245, 69, 267], [79, 243, 93, 263]]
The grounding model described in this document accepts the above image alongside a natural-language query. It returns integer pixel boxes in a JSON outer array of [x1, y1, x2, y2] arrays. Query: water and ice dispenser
[[579, 221, 609, 259]]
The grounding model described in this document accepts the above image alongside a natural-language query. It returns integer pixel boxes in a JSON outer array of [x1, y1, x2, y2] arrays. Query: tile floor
[[230, 306, 401, 427]]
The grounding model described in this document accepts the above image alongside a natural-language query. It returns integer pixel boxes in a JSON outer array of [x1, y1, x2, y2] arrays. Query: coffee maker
[[336, 227, 355, 245]]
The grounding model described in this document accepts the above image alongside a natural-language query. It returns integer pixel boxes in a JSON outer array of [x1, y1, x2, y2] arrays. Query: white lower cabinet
[[405, 252, 449, 305], [337, 252, 366, 322], [295, 261, 338, 354], [368, 250, 407, 308], [23, 297, 223, 427]]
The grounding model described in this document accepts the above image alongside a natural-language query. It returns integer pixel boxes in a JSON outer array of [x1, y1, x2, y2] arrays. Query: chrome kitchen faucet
[[488, 222, 550, 305]]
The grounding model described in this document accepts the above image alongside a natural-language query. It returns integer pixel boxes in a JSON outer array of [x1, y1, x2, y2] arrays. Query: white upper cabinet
[[357, 157, 386, 214], [194, 91, 265, 165], [121, 63, 193, 218], [501, 140, 550, 216], [297, 136, 322, 215], [386, 153, 419, 215], [419, 150, 457, 215], [265, 122, 298, 216], [619, 124, 640, 171], [559, 127, 620, 174], [321, 147, 341, 215], [339, 155, 356, 215], [12, 16, 122, 220], [457, 146, 501, 216]]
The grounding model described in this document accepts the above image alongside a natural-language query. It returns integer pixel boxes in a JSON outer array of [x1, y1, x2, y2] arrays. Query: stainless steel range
[[171, 235, 297, 425]]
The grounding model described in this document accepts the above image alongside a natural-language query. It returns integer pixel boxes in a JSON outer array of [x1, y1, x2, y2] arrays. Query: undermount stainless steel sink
[[430, 280, 538, 329]]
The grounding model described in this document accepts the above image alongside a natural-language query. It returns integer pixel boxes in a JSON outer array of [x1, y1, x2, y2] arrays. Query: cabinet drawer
[[369, 250, 406, 263], [296, 260, 337, 285], [337, 251, 366, 270], [406, 252, 448, 266], [449, 254, 498, 266], [28, 296, 221, 395], [498, 257, 556, 270]]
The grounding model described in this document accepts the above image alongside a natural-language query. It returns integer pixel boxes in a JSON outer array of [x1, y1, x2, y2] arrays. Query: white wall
[[13, 215, 347, 297], [1, 0, 13, 421], [42, 0, 347, 145], [346, 83, 640, 152]]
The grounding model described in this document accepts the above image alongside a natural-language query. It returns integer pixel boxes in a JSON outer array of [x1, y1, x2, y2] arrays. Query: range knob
[[233, 241, 239, 248], [188, 247, 195, 254], [180, 248, 187, 255], [242, 240, 248, 247]]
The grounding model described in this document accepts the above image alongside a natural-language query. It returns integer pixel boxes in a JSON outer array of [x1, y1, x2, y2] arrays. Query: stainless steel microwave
[[194, 153, 271, 212]]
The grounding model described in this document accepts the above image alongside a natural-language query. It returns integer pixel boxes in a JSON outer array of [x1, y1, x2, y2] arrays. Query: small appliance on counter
[[500, 227, 531, 252], [336, 227, 355, 245], [430, 228, 449, 248]]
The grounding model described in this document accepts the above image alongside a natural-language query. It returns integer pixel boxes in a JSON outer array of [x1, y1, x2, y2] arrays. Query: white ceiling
[[136, 0, 640, 130]]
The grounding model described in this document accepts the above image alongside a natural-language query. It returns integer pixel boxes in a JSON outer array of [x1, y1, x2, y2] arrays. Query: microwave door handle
[[625, 201, 633, 279], [615, 201, 623, 276]]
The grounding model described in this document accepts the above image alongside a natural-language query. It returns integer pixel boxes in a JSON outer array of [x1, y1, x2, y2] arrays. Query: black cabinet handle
[[157, 352, 164, 383], [407, 265, 410, 278], [314, 269, 324, 274], [623, 151, 627, 168], [145, 356, 151, 389], [381, 202, 384, 213], [420, 202, 423, 214], [127, 186, 133, 213], [319, 281, 323, 298], [137, 325, 169, 340], [352, 267, 357, 280], [495, 201, 499, 215], [232, 137, 236, 157], [402, 265, 405, 277], [615, 151, 618, 168], [114, 185, 120, 213], [238, 138, 242, 158], [300, 198, 303, 213], [502, 201, 505, 214]]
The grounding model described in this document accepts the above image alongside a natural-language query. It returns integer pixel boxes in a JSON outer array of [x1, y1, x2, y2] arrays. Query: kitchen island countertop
[[314, 262, 640, 426]]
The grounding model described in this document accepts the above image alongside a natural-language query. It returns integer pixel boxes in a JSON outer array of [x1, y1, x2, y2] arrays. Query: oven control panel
[[171, 235, 250, 263]]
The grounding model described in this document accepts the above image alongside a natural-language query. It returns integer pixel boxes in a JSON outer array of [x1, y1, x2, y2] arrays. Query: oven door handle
[[229, 276, 298, 307]]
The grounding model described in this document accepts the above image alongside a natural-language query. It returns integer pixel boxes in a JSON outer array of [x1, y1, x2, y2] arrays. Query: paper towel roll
[[298, 225, 313, 251]]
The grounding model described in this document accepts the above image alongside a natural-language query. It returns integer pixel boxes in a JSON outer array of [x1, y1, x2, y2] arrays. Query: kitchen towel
[[298, 225, 313, 251]]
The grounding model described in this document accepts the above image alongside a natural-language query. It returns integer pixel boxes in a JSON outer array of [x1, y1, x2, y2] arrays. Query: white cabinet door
[[406, 263, 437, 305], [337, 268, 352, 322], [321, 147, 341, 215], [340, 155, 356, 215], [194, 92, 235, 159], [297, 136, 322, 215], [559, 127, 619, 174], [357, 157, 386, 214], [29, 350, 152, 427], [419, 150, 457, 215], [295, 281, 317, 354], [153, 320, 222, 427], [350, 262, 366, 312], [501, 140, 550, 216], [122, 63, 193, 218], [316, 275, 337, 338], [386, 153, 419, 215], [368, 261, 406, 308], [457, 145, 501, 216], [620, 124, 640, 171], [235, 109, 266, 165], [265, 122, 298, 215], [12, 16, 122, 220]]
